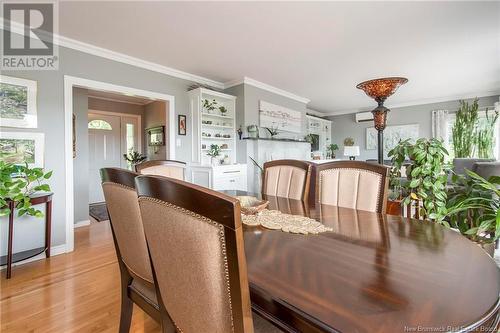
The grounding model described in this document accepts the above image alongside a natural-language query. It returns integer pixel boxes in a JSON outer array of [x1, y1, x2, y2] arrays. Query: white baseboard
[[0, 244, 67, 270], [74, 220, 90, 228]]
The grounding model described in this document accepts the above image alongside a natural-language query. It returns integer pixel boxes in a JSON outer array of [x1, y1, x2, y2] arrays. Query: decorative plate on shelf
[[236, 196, 269, 215]]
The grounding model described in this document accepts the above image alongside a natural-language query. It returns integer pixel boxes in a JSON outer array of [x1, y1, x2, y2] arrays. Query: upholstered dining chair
[[311, 161, 390, 213], [135, 159, 186, 180], [262, 159, 312, 201], [100, 168, 160, 332], [135, 175, 282, 333]]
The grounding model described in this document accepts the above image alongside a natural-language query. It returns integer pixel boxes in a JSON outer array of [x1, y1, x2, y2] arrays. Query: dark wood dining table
[[232, 192, 500, 333]]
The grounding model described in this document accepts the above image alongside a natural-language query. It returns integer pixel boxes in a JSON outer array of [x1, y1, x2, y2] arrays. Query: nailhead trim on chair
[[139, 196, 235, 333], [319, 168, 382, 212]]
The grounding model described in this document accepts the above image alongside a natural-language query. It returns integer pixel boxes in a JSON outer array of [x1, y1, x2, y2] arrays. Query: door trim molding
[[64, 75, 175, 253]]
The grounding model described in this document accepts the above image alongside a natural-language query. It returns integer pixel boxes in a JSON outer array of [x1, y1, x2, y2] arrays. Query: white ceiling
[[56, 1, 499, 114]]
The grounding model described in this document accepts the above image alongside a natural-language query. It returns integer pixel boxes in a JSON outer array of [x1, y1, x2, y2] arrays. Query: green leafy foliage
[[218, 106, 228, 115], [123, 151, 146, 165], [388, 138, 450, 222], [0, 161, 53, 218], [265, 127, 279, 138], [452, 99, 479, 158], [202, 99, 218, 112], [446, 170, 500, 244], [206, 144, 221, 158], [477, 108, 499, 159], [304, 134, 318, 145]]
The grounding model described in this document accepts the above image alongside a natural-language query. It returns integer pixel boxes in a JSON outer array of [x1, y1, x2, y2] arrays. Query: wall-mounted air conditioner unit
[[355, 111, 373, 123]]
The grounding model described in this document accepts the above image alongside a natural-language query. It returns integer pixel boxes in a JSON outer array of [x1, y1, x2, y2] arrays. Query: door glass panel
[[88, 119, 112, 130], [126, 123, 135, 153]]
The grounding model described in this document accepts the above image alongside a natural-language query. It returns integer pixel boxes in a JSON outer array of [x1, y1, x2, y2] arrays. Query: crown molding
[[225, 77, 311, 104], [1, 19, 225, 89], [88, 95, 153, 106], [323, 90, 500, 117], [306, 108, 328, 117]]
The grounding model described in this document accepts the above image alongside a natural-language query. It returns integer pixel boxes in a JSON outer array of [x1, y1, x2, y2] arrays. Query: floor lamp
[[356, 77, 408, 164]]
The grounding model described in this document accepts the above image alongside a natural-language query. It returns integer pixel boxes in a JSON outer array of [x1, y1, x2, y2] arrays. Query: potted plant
[[327, 143, 339, 158], [202, 99, 218, 114], [452, 99, 479, 158], [388, 138, 450, 221], [247, 125, 259, 138], [207, 144, 221, 166], [445, 170, 499, 256], [219, 106, 228, 117], [123, 151, 146, 170], [0, 162, 53, 218], [265, 127, 279, 139], [477, 108, 499, 158]]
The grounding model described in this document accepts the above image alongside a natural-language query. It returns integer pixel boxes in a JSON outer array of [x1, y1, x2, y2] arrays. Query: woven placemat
[[242, 209, 332, 235]]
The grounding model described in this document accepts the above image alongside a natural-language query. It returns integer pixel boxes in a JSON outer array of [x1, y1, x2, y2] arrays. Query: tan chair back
[[135, 160, 186, 180], [136, 175, 253, 333], [100, 168, 154, 284], [262, 160, 312, 201], [312, 161, 389, 213]]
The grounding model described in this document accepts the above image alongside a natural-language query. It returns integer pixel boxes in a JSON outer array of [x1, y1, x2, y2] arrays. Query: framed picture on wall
[[0, 75, 38, 128], [178, 114, 187, 135], [0, 132, 45, 167]]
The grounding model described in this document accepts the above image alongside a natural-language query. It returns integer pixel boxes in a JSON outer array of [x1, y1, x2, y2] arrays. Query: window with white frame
[[445, 107, 500, 160]]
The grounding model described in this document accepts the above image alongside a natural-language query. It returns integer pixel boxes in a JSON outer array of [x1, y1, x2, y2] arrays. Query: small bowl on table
[[236, 196, 269, 215]]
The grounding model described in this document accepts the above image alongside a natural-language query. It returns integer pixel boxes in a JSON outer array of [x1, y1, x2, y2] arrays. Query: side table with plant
[[0, 161, 53, 218]]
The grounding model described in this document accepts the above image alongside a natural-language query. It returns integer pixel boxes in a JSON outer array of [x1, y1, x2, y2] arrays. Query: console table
[[1, 192, 53, 279]]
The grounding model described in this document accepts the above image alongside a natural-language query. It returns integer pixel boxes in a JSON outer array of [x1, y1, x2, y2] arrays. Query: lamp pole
[[372, 101, 389, 165]]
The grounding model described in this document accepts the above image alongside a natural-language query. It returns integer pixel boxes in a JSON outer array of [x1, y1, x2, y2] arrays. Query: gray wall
[[223, 84, 245, 163], [144, 101, 168, 160], [327, 95, 500, 161], [0, 30, 201, 253], [73, 88, 89, 224]]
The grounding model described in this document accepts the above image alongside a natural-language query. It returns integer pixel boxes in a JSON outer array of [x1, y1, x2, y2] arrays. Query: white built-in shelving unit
[[189, 88, 237, 165], [188, 88, 247, 191]]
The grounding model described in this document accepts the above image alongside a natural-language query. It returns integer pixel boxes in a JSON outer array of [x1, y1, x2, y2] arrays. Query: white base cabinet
[[190, 164, 247, 191]]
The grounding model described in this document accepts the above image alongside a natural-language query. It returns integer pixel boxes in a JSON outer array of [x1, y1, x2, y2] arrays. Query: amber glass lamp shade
[[356, 77, 408, 164], [356, 77, 408, 104]]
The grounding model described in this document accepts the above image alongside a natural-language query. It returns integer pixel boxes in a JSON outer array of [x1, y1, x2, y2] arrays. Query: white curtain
[[431, 110, 449, 143]]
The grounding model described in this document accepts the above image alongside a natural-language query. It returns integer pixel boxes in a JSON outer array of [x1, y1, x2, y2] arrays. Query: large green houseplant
[[0, 161, 53, 217], [388, 138, 450, 221], [452, 99, 479, 158], [446, 170, 499, 249], [477, 109, 499, 159]]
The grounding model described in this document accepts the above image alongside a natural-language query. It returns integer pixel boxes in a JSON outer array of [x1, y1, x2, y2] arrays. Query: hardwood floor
[[0, 221, 160, 333]]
